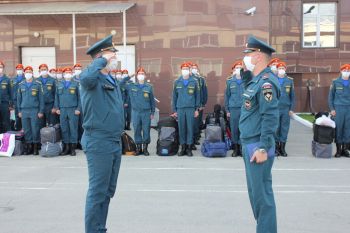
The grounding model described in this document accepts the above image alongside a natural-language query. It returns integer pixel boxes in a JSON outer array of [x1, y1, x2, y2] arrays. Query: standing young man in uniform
[[17, 66, 44, 155], [37, 64, 57, 126], [127, 67, 155, 155], [54, 67, 81, 156], [239, 35, 280, 233], [225, 61, 244, 157], [12, 64, 25, 130], [275, 61, 295, 157], [80, 35, 125, 233], [0, 61, 13, 133], [172, 62, 200, 156], [329, 64, 350, 157]]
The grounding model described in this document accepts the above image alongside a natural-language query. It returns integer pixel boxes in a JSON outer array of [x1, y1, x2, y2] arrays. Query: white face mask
[[235, 68, 241, 76], [342, 71, 350, 79], [122, 74, 128, 79], [106, 59, 118, 71], [182, 69, 190, 77], [56, 74, 63, 80], [64, 73, 72, 80], [191, 69, 198, 75], [0, 68, 3, 74], [49, 73, 56, 78], [25, 73, 33, 80], [137, 74, 145, 82], [74, 70, 82, 76], [40, 70, 48, 76], [116, 74, 122, 80], [270, 65, 277, 72], [278, 69, 286, 76], [17, 70, 23, 75], [243, 56, 255, 72]]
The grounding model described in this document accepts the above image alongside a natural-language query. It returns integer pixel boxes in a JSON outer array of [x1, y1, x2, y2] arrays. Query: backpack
[[313, 124, 335, 144], [201, 140, 227, 157], [205, 125, 223, 142], [40, 142, 63, 157], [121, 132, 136, 155], [156, 126, 179, 156]]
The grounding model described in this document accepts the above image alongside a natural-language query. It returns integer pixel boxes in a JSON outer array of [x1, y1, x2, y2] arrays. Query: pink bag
[[0, 133, 16, 157]]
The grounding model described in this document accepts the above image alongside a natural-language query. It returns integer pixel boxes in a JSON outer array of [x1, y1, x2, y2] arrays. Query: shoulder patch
[[262, 82, 273, 90]]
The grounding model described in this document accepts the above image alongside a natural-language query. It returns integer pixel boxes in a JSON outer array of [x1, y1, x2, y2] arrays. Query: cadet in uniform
[[268, 58, 281, 76], [54, 67, 81, 156], [80, 35, 125, 233], [0, 61, 13, 133], [127, 67, 155, 155], [191, 63, 208, 145], [56, 68, 64, 82], [17, 66, 44, 155], [49, 68, 56, 79], [172, 62, 200, 156], [225, 61, 244, 157], [122, 69, 132, 130], [239, 36, 280, 233], [12, 64, 25, 130], [328, 64, 350, 158], [37, 64, 57, 126], [275, 61, 295, 157], [73, 63, 82, 83]]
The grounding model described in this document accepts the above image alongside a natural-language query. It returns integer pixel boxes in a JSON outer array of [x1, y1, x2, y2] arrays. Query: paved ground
[[1, 120, 350, 233]]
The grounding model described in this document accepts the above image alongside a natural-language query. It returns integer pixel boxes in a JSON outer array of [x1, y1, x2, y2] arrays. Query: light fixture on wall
[[111, 30, 117, 36], [33, 32, 40, 38]]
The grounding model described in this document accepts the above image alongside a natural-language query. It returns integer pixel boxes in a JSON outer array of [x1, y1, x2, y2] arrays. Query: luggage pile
[[312, 112, 335, 159], [156, 116, 179, 156], [201, 114, 227, 157], [40, 124, 63, 157]]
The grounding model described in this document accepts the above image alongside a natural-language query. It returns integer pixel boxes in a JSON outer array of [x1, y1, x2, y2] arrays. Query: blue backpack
[[201, 140, 227, 157]]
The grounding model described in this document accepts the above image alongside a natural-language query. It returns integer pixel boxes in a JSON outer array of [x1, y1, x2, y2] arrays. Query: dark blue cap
[[243, 35, 275, 55], [86, 35, 118, 57]]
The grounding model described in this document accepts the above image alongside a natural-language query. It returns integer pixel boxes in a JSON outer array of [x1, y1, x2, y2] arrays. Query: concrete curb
[[291, 113, 313, 129]]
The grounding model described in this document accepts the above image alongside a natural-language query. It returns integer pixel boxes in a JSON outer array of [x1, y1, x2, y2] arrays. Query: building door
[[21, 47, 56, 77], [115, 45, 135, 75]]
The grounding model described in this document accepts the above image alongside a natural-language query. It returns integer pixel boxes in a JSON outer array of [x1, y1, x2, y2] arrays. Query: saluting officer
[[80, 35, 125, 233], [239, 36, 280, 233], [122, 69, 132, 130], [54, 67, 81, 156], [37, 64, 57, 126], [328, 64, 350, 158], [12, 64, 25, 130], [172, 62, 200, 156], [0, 61, 13, 133], [225, 61, 244, 157], [191, 63, 208, 145], [127, 67, 155, 155], [275, 61, 295, 157], [17, 66, 44, 155]]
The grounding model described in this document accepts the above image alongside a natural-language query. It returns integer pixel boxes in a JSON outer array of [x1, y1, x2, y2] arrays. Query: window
[[302, 2, 337, 48]]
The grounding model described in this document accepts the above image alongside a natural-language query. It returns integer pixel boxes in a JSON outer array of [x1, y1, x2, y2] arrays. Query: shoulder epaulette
[[287, 76, 294, 80], [35, 80, 42, 85], [19, 80, 26, 85], [226, 75, 233, 80]]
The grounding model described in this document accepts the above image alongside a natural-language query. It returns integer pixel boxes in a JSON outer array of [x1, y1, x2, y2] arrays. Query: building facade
[[0, 0, 349, 114]]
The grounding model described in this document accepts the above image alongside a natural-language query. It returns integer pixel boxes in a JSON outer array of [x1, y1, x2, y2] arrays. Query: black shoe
[[186, 144, 193, 157], [280, 142, 288, 157], [23, 143, 32, 155], [60, 143, 70, 155], [143, 144, 149, 156], [343, 143, 350, 157], [190, 144, 197, 150], [194, 140, 200, 145], [275, 142, 281, 157], [70, 143, 77, 156], [33, 143, 39, 155], [178, 145, 187, 156], [237, 144, 243, 157], [135, 144, 142, 155], [231, 144, 238, 157], [334, 143, 342, 158]]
